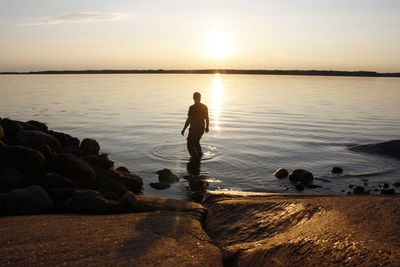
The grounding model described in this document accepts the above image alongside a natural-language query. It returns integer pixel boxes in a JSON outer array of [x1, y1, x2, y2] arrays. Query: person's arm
[[181, 117, 191, 136], [205, 107, 209, 133]]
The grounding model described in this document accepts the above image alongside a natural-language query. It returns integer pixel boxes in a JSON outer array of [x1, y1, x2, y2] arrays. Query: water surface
[[1, 74, 399, 199]]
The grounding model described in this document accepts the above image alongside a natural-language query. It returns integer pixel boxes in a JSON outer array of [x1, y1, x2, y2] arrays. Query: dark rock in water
[[295, 182, 305, 191], [16, 129, 62, 153], [25, 120, 48, 132], [81, 154, 114, 169], [53, 153, 97, 188], [380, 188, 396, 195], [4, 185, 54, 215], [156, 169, 179, 183], [62, 145, 83, 156], [289, 169, 313, 186], [65, 190, 122, 214], [80, 138, 100, 155], [99, 180, 128, 198], [116, 166, 130, 173], [0, 145, 46, 181], [394, 182, 400, 187], [189, 179, 209, 192], [47, 130, 80, 147], [349, 184, 355, 188], [349, 140, 400, 159], [0, 166, 25, 193], [150, 181, 171, 190], [273, 168, 288, 179], [35, 172, 76, 190], [331, 167, 343, 174], [353, 186, 366, 194]]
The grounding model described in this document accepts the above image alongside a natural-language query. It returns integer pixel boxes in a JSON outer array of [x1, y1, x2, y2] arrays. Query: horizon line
[[1, 69, 399, 78]]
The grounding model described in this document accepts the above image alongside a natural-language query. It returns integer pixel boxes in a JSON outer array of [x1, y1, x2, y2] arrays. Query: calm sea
[[1, 74, 399, 199]]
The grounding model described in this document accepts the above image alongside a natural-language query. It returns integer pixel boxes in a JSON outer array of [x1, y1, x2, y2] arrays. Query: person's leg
[[195, 139, 202, 156], [187, 139, 196, 157]]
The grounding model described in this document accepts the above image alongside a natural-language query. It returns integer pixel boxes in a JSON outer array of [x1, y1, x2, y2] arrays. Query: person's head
[[193, 92, 201, 103]]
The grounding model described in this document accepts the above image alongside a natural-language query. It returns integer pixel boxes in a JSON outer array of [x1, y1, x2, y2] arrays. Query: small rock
[[273, 168, 288, 179], [149, 182, 171, 190], [381, 183, 390, 189], [295, 182, 305, 191], [289, 169, 313, 187], [394, 182, 400, 187], [349, 184, 355, 189], [380, 188, 396, 195], [156, 169, 179, 183], [80, 138, 100, 155], [331, 167, 343, 174], [353, 186, 365, 194]]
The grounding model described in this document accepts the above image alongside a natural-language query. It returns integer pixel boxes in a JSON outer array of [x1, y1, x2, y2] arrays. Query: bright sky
[[1, 0, 399, 72]]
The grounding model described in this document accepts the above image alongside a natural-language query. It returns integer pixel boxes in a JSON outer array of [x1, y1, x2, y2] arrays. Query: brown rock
[[204, 192, 400, 267], [80, 138, 100, 155], [273, 168, 288, 179]]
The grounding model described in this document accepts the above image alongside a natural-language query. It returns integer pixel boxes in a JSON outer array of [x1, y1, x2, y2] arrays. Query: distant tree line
[[1, 69, 399, 77]]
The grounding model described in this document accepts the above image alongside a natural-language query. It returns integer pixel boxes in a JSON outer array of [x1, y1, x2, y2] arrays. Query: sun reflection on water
[[211, 74, 224, 131]]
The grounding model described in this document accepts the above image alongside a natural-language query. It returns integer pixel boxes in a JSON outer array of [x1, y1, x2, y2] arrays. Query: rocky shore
[[1, 117, 400, 266]]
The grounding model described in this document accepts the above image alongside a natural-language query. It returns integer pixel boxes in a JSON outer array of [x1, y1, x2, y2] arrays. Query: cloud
[[22, 12, 132, 25]]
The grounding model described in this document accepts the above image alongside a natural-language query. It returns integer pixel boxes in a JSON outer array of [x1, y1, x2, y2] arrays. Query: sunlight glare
[[204, 30, 233, 60], [211, 74, 224, 131]]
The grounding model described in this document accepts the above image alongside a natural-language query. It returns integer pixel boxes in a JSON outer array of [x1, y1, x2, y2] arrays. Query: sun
[[204, 30, 233, 60]]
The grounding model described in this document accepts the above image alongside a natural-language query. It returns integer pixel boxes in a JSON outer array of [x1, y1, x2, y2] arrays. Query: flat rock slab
[[204, 192, 400, 267], [0, 211, 222, 266]]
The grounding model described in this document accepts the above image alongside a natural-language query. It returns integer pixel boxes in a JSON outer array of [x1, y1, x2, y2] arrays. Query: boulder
[[116, 170, 143, 194], [115, 166, 130, 173], [288, 169, 313, 187], [156, 168, 179, 183], [331, 167, 343, 174], [25, 120, 48, 132], [1, 118, 24, 143], [93, 167, 143, 193], [99, 180, 128, 198], [349, 140, 400, 159], [62, 146, 82, 156], [16, 129, 62, 153], [380, 188, 396, 195], [81, 154, 114, 169], [53, 153, 96, 188], [0, 122, 4, 139], [35, 172, 77, 190], [45, 187, 75, 210], [0, 145, 46, 181], [80, 138, 100, 155], [273, 168, 289, 179], [0, 166, 25, 193], [38, 144, 58, 162], [4, 185, 54, 215], [46, 130, 80, 147], [65, 190, 122, 214], [120, 191, 138, 211]]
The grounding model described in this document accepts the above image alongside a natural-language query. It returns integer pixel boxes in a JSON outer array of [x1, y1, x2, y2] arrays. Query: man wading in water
[[181, 92, 209, 158]]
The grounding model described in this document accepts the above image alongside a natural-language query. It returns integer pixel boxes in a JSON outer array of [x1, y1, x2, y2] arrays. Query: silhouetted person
[[181, 92, 209, 158]]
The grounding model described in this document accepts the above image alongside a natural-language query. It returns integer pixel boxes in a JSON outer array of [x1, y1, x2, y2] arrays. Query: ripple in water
[[150, 143, 219, 162]]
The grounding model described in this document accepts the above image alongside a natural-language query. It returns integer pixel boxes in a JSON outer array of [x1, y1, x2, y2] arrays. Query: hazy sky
[[1, 0, 399, 72]]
